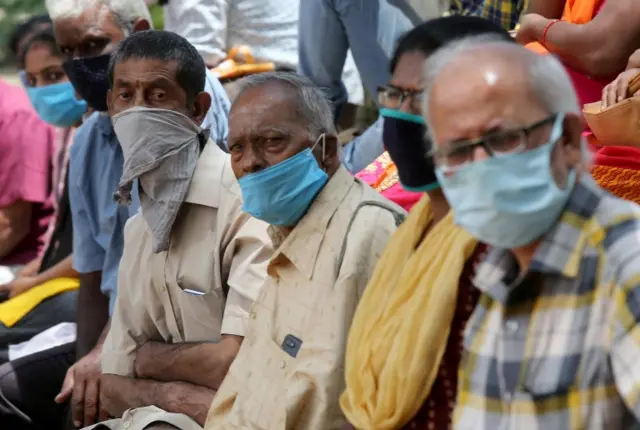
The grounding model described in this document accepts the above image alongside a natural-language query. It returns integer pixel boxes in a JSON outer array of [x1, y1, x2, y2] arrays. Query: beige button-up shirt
[[205, 166, 406, 430], [102, 141, 272, 377]]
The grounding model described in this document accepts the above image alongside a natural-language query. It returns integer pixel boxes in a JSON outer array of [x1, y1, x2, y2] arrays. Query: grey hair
[[422, 36, 587, 160], [422, 35, 580, 123], [234, 72, 337, 141], [46, 0, 152, 32]]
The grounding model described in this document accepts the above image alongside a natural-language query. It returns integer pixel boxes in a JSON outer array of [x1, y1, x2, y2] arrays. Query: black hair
[[9, 14, 53, 59], [17, 28, 60, 70], [108, 30, 206, 102], [389, 16, 513, 73]]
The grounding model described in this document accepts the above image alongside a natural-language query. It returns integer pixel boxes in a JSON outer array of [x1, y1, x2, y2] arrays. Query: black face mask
[[62, 54, 111, 112], [380, 108, 439, 192]]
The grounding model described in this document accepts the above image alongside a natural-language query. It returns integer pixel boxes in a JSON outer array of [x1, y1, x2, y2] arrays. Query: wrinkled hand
[[515, 14, 549, 46], [55, 346, 109, 428], [601, 68, 640, 109], [0, 277, 37, 299]]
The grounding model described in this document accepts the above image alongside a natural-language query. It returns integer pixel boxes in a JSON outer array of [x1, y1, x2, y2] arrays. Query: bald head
[[422, 37, 587, 191], [423, 38, 579, 147]]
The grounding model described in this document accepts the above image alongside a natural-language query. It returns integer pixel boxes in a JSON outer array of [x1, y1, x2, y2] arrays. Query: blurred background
[[0, 0, 164, 84]]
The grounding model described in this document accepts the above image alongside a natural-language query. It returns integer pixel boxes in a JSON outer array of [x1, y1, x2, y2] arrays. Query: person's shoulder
[[591, 192, 640, 282]]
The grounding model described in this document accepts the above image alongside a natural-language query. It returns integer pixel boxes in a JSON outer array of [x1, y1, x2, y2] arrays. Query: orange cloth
[[526, 0, 604, 54], [592, 165, 640, 205]]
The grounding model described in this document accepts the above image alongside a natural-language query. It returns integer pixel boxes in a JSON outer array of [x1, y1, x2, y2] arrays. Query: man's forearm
[[101, 374, 215, 426], [542, 1, 640, 77], [135, 335, 242, 390], [76, 271, 109, 358]]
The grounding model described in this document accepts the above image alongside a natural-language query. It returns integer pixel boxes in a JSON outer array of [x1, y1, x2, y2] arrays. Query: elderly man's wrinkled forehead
[[54, 6, 125, 59], [229, 82, 306, 135], [426, 45, 548, 144]]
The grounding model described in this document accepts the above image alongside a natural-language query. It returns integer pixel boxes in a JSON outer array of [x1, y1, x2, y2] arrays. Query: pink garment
[[40, 127, 75, 256], [355, 152, 422, 212], [0, 79, 55, 266]]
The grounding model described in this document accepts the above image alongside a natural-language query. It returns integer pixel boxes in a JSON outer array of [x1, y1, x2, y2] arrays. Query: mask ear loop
[[311, 133, 328, 170]]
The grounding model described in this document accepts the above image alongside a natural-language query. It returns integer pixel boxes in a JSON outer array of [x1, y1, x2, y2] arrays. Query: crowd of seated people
[[1, 0, 640, 429]]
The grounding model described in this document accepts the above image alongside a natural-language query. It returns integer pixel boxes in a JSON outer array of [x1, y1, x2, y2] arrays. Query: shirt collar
[[183, 140, 228, 208], [267, 166, 355, 280], [474, 174, 606, 298], [95, 112, 116, 140]]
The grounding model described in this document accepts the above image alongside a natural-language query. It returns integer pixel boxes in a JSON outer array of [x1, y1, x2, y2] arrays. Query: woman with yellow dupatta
[[340, 17, 513, 430]]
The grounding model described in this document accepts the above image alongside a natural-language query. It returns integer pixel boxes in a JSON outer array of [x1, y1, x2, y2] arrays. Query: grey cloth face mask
[[112, 106, 210, 253]]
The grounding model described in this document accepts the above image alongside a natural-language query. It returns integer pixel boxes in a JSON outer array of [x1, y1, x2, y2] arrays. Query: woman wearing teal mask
[[342, 17, 514, 430], [21, 29, 88, 128], [0, 27, 84, 352]]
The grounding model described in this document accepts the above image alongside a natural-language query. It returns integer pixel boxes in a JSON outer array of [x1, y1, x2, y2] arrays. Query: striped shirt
[[455, 175, 640, 430], [450, 0, 525, 30]]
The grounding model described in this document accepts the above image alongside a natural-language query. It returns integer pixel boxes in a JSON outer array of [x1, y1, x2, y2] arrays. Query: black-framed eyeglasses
[[430, 114, 558, 171], [377, 85, 424, 111]]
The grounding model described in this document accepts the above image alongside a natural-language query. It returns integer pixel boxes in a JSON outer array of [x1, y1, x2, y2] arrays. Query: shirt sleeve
[[68, 136, 105, 273], [221, 215, 273, 337], [164, 0, 229, 66], [101, 216, 158, 376], [0, 111, 54, 208], [609, 225, 640, 419], [342, 116, 385, 174], [203, 68, 231, 149]]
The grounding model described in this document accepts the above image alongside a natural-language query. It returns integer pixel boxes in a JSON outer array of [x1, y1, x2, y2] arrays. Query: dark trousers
[[0, 342, 75, 430], [0, 290, 78, 364]]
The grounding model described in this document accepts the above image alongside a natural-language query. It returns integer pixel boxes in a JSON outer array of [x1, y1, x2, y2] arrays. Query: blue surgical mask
[[238, 136, 329, 226], [436, 113, 575, 248], [26, 81, 87, 127]]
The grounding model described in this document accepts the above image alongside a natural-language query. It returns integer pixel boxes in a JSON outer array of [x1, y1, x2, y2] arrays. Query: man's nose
[[242, 147, 268, 174], [133, 91, 146, 107], [473, 145, 491, 162]]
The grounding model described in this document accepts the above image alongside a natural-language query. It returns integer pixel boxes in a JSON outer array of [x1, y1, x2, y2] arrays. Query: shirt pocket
[[236, 337, 293, 428]]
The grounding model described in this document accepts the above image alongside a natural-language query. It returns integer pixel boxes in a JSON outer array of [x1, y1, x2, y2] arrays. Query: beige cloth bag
[[583, 72, 640, 147]]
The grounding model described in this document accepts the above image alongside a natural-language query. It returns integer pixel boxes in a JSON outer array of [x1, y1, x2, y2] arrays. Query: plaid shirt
[[455, 175, 640, 430], [450, 0, 526, 30]]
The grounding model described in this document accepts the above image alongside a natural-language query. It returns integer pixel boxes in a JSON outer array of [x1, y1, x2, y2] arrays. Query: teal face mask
[[25, 81, 87, 127], [238, 136, 329, 226], [436, 113, 575, 248]]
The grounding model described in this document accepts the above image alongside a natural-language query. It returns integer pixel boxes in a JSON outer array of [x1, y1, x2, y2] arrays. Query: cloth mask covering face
[[25, 81, 87, 127], [112, 106, 210, 253], [62, 54, 111, 112], [238, 136, 329, 226], [436, 113, 576, 249], [380, 108, 439, 192]]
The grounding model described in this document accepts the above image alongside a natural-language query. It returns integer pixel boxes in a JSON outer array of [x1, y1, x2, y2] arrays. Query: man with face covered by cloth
[[83, 31, 272, 430]]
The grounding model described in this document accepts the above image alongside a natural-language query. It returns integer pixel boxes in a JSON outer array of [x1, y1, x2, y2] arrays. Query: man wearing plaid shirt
[[423, 36, 640, 429]]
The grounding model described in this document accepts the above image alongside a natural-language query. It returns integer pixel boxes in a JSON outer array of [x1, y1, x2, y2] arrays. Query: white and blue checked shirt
[[455, 175, 640, 430]]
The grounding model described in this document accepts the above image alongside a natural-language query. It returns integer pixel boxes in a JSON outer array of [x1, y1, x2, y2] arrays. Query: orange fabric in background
[[592, 166, 640, 205], [592, 146, 640, 204]]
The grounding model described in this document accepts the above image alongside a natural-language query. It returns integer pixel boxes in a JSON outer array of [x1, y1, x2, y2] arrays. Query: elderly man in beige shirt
[[84, 32, 272, 430], [204, 72, 406, 430]]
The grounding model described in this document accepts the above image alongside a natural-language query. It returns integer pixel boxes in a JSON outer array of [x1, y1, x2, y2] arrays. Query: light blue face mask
[[435, 113, 575, 249], [238, 136, 329, 226], [25, 81, 87, 127]]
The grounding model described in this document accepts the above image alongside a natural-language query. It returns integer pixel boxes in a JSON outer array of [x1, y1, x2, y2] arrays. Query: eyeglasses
[[430, 114, 558, 171], [377, 85, 424, 111]]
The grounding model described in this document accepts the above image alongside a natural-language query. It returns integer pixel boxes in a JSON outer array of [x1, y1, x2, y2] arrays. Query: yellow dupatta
[[340, 195, 477, 429]]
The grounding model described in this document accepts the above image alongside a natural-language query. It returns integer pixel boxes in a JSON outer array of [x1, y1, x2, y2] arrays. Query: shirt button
[[505, 319, 519, 333], [250, 310, 256, 320], [123, 421, 131, 429], [280, 360, 286, 369]]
